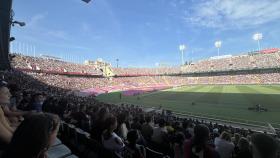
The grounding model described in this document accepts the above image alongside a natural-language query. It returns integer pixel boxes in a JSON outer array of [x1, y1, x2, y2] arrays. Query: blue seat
[[47, 144, 71, 158]]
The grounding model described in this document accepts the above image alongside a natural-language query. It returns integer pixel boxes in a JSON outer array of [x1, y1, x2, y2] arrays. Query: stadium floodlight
[[179, 44, 186, 65], [116, 59, 119, 68], [253, 33, 263, 52], [214, 41, 222, 56]]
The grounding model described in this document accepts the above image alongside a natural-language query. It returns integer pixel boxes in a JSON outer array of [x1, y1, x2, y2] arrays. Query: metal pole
[[258, 39, 261, 52], [181, 50, 184, 65], [218, 48, 220, 56], [33, 46, 36, 57]]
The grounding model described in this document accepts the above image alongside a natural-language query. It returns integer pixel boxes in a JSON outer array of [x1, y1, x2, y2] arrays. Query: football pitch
[[97, 85, 280, 128]]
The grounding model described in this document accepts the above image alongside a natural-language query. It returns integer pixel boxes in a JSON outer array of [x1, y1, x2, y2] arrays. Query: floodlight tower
[[253, 33, 263, 52], [179, 44, 186, 65], [214, 41, 222, 56], [116, 58, 119, 68]]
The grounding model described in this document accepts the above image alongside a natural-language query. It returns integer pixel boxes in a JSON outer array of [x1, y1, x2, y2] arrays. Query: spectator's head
[[104, 115, 118, 132], [3, 113, 60, 158], [237, 137, 250, 151], [251, 133, 278, 158], [220, 131, 231, 141], [145, 115, 152, 123], [158, 118, 166, 128], [98, 107, 109, 121], [118, 112, 127, 124], [0, 82, 12, 104], [193, 124, 210, 149], [34, 93, 45, 103], [127, 130, 139, 145], [80, 105, 87, 112], [233, 133, 241, 144], [174, 132, 185, 146]]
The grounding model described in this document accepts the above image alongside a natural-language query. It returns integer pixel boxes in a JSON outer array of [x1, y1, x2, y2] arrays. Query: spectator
[[0, 83, 25, 126], [234, 137, 252, 158], [123, 130, 146, 158], [2, 113, 60, 158], [141, 115, 154, 141], [31, 93, 46, 112], [151, 118, 168, 144], [184, 124, 220, 158], [251, 133, 278, 158], [102, 115, 125, 153], [215, 131, 234, 158], [0, 83, 16, 144], [174, 132, 185, 158], [131, 117, 142, 131], [117, 112, 129, 140], [17, 91, 32, 111], [91, 107, 109, 142]]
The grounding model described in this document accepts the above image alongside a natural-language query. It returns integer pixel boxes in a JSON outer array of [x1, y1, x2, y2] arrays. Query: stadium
[[0, 0, 280, 158]]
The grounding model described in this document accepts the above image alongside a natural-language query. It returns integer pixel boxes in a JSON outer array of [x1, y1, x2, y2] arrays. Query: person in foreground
[[250, 133, 278, 158], [184, 124, 220, 158], [2, 113, 60, 158], [102, 115, 125, 153], [122, 130, 146, 158]]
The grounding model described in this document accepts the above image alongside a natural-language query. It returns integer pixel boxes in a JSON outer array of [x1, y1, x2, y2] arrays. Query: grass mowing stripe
[[261, 85, 280, 91], [195, 86, 223, 104], [97, 85, 280, 128], [236, 85, 280, 108]]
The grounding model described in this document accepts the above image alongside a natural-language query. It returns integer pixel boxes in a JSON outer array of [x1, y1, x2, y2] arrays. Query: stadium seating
[[1, 51, 280, 158]]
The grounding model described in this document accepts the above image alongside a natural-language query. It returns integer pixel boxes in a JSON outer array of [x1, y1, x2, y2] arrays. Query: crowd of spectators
[[0, 52, 280, 157], [113, 67, 181, 76], [0, 69, 280, 158], [4, 62, 280, 98], [11, 50, 280, 77], [10, 54, 103, 75], [182, 51, 280, 73]]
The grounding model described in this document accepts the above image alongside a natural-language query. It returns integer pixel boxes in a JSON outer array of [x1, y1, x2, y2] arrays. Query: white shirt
[[214, 137, 234, 158], [119, 123, 128, 139], [102, 132, 124, 152]]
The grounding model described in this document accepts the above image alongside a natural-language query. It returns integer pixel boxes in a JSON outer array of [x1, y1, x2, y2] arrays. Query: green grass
[[97, 85, 280, 128]]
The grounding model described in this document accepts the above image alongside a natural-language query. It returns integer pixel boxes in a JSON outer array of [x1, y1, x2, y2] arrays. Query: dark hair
[[117, 112, 127, 124], [192, 124, 210, 152], [97, 107, 109, 122], [145, 115, 152, 123], [174, 132, 185, 146], [104, 115, 117, 130], [158, 118, 166, 127], [251, 133, 278, 158], [0, 81, 8, 89], [103, 115, 117, 140], [2, 113, 60, 158], [127, 130, 139, 144], [238, 137, 250, 151]]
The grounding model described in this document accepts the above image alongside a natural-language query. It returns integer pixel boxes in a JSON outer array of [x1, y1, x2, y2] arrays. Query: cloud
[[46, 30, 70, 40], [28, 13, 48, 28], [183, 0, 280, 29]]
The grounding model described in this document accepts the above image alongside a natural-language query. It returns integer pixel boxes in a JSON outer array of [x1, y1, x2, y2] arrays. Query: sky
[[11, 0, 280, 67]]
